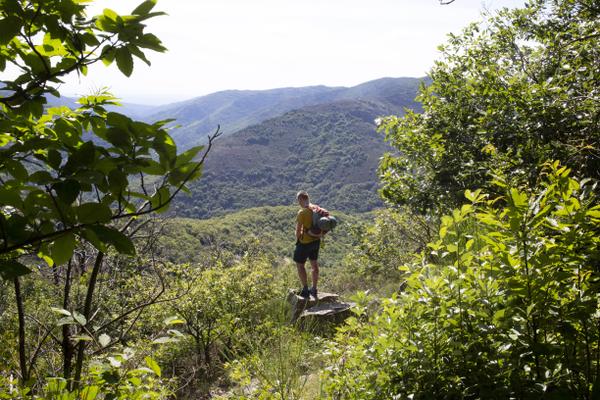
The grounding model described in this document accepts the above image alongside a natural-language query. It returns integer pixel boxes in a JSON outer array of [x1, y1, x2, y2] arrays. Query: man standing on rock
[[294, 191, 321, 299]]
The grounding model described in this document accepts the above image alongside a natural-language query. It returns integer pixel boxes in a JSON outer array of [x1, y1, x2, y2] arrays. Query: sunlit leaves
[[144, 357, 161, 377], [325, 162, 600, 398]]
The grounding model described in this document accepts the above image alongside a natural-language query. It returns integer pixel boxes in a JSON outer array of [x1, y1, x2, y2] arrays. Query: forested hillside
[[171, 99, 398, 218], [157, 206, 364, 265], [142, 77, 423, 149]]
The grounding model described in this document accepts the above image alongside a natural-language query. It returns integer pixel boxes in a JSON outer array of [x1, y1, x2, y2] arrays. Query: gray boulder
[[287, 290, 354, 328]]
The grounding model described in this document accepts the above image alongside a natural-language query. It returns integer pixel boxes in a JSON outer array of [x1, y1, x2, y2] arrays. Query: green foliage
[[378, 0, 599, 213], [157, 206, 364, 267], [323, 162, 600, 399], [0, 352, 171, 399], [222, 326, 321, 400], [335, 208, 433, 294], [0, 0, 214, 276], [154, 255, 293, 398], [0, 0, 221, 395]]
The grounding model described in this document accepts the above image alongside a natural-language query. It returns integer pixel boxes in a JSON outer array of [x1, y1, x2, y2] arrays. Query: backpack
[[308, 204, 338, 236]]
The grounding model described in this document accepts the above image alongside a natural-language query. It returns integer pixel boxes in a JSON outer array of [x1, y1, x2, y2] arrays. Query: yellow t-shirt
[[297, 208, 319, 244]]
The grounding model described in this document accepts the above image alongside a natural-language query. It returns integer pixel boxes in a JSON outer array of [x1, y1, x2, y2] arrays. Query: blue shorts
[[293, 240, 320, 263]]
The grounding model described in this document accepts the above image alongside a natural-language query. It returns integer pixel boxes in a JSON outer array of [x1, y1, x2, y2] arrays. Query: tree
[[0, 0, 220, 387], [378, 0, 599, 213]]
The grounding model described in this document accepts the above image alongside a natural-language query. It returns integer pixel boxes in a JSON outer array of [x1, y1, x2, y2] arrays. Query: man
[[293, 191, 322, 299]]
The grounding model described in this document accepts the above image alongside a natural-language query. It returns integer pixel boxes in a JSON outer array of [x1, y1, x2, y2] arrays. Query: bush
[[323, 162, 600, 399], [0, 352, 171, 399]]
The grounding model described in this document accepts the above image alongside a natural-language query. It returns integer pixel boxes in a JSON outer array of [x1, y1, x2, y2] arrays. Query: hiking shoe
[[310, 287, 318, 299], [299, 287, 310, 298]]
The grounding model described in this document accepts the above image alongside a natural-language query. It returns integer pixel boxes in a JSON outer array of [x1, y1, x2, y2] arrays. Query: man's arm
[[306, 229, 325, 238], [296, 222, 303, 241]]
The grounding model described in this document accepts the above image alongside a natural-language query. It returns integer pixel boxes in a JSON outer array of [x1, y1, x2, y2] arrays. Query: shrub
[[323, 162, 600, 399]]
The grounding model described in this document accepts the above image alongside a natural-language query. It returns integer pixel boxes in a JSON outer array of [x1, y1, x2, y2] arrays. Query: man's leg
[[294, 243, 309, 297], [309, 259, 319, 295], [296, 262, 308, 287]]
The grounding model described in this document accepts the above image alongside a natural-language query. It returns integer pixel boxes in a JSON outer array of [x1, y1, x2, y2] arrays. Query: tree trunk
[[62, 259, 74, 380], [73, 251, 104, 389], [14, 277, 29, 382]]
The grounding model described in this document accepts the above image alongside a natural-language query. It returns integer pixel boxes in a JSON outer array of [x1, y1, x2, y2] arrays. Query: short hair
[[296, 191, 309, 201]]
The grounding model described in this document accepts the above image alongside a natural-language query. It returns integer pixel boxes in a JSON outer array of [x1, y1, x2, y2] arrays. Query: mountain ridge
[[143, 77, 424, 149]]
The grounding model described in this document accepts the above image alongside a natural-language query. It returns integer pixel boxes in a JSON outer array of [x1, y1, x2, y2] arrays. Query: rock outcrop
[[287, 290, 354, 327]]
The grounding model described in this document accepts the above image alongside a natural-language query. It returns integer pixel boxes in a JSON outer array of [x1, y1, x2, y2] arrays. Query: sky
[[58, 0, 527, 105]]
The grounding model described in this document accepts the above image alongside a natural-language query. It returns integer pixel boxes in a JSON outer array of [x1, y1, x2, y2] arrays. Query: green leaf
[[4, 160, 28, 180], [50, 233, 77, 266], [0, 260, 31, 280], [77, 203, 113, 224], [108, 169, 128, 195], [145, 357, 161, 377], [153, 131, 177, 168], [28, 171, 54, 184], [87, 225, 136, 256], [105, 127, 131, 147], [80, 227, 108, 253], [80, 385, 99, 400], [127, 44, 151, 66], [0, 16, 21, 45], [510, 188, 528, 208], [100, 46, 116, 66], [586, 208, 600, 219], [53, 180, 81, 205], [0, 133, 15, 146], [0, 188, 23, 208], [493, 309, 506, 324], [163, 316, 185, 325], [526, 303, 535, 316], [132, 0, 157, 15], [51, 307, 72, 317], [72, 334, 92, 342], [175, 146, 204, 168], [103, 8, 119, 22], [47, 149, 62, 170], [115, 47, 134, 77], [150, 186, 170, 213], [139, 158, 165, 175], [106, 112, 131, 130], [136, 33, 166, 52]]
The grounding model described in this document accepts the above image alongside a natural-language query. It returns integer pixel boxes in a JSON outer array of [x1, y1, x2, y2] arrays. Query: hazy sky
[[58, 0, 526, 104]]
